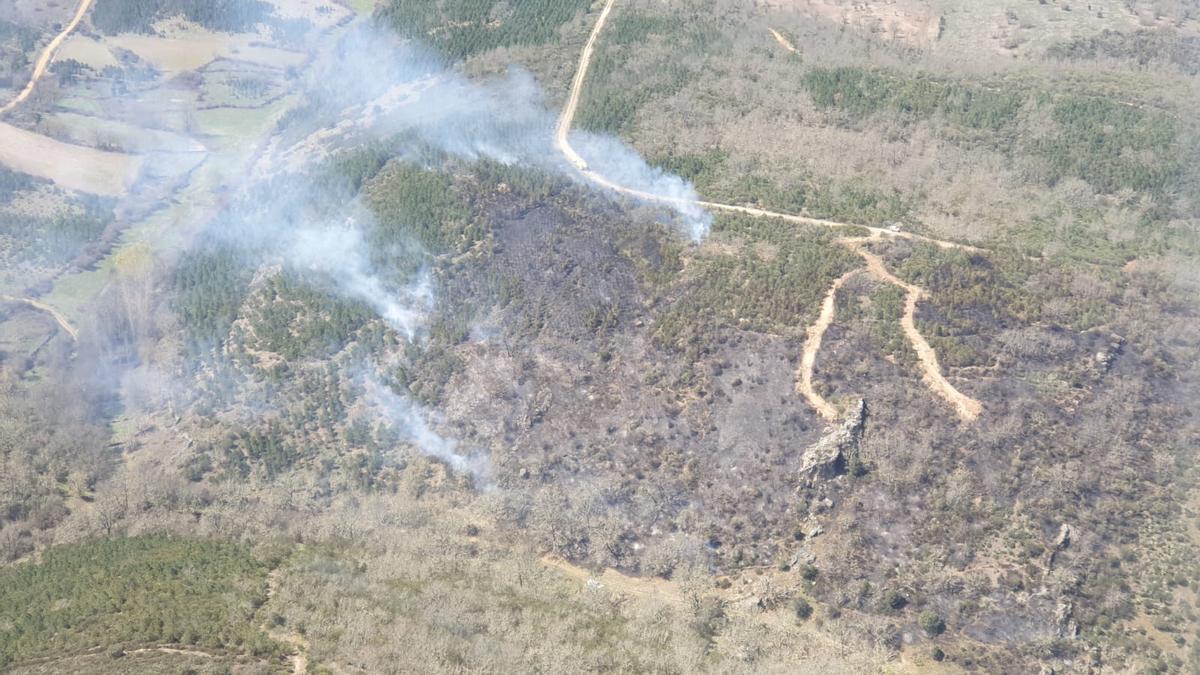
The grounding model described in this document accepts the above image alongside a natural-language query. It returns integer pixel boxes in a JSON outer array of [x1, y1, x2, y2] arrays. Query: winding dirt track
[[1, 294, 79, 339], [554, 0, 981, 255], [0, 0, 96, 115], [265, 568, 310, 675], [768, 28, 798, 54], [559, 0, 983, 423], [796, 269, 861, 420], [840, 236, 983, 422]]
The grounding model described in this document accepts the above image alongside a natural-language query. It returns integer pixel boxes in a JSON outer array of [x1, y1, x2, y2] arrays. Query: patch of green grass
[[242, 272, 376, 361], [651, 149, 914, 227], [193, 94, 298, 151], [576, 9, 726, 135], [575, 50, 693, 135], [651, 149, 728, 193], [0, 309, 56, 359], [91, 0, 273, 35], [802, 67, 1189, 202], [174, 245, 253, 353], [44, 91, 299, 324], [1028, 94, 1182, 195], [841, 282, 915, 364], [5, 650, 241, 675], [1048, 30, 1200, 76], [891, 244, 1045, 348], [363, 161, 482, 277]]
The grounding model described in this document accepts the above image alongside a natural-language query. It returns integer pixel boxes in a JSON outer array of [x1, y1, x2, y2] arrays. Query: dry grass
[[55, 34, 120, 69], [104, 31, 305, 73], [0, 121, 141, 196], [763, 0, 942, 48]]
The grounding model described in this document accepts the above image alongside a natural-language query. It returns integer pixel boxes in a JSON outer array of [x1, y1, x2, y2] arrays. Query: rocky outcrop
[[800, 399, 866, 479], [1055, 600, 1079, 638], [1047, 523, 1075, 569], [1093, 336, 1124, 374]]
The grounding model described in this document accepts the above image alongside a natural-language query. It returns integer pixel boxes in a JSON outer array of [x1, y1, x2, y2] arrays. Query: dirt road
[[1, 294, 78, 339], [796, 269, 861, 420], [560, 0, 987, 422], [560, 0, 984, 422], [555, 0, 981, 254], [0, 0, 96, 115], [264, 568, 311, 675], [841, 236, 983, 422]]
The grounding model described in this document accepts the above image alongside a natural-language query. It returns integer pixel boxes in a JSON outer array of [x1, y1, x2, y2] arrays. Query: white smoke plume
[[364, 377, 490, 485], [287, 222, 433, 340], [86, 14, 716, 481], [232, 21, 716, 477], [571, 132, 713, 242], [293, 24, 713, 242]]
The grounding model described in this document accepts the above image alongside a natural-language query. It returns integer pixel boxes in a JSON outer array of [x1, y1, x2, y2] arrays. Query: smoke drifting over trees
[[1, 1, 1198, 672]]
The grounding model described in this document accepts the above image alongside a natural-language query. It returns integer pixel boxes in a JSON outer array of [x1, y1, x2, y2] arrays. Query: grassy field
[[0, 121, 140, 196]]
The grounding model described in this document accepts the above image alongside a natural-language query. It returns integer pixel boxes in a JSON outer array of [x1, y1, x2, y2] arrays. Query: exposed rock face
[[1054, 523, 1074, 550], [1055, 600, 1079, 639], [1047, 523, 1075, 569], [1093, 336, 1124, 373], [799, 399, 866, 479]]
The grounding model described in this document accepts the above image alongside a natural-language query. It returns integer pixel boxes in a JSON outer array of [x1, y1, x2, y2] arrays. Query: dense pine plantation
[[91, 0, 273, 34], [376, 0, 590, 60], [0, 536, 281, 667]]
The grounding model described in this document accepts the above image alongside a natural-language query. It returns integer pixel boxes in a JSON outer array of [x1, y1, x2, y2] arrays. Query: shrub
[[794, 598, 814, 621], [883, 590, 908, 611], [0, 535, 280, 664], [92, 0, 273, 34], [919, 610, 946, 636]]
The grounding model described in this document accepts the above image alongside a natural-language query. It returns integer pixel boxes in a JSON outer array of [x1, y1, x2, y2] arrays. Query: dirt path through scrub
[[796, 269, 860, 420], [560, 0, 983, 422], [840, 236, 983, 421], [125, 646, 216, 659], [264, 568, 311, 675], [1, 294, 79, 339], [0, 0, 96, 115], [542, 555, 685, 606], [768, 28, 798, 53]]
